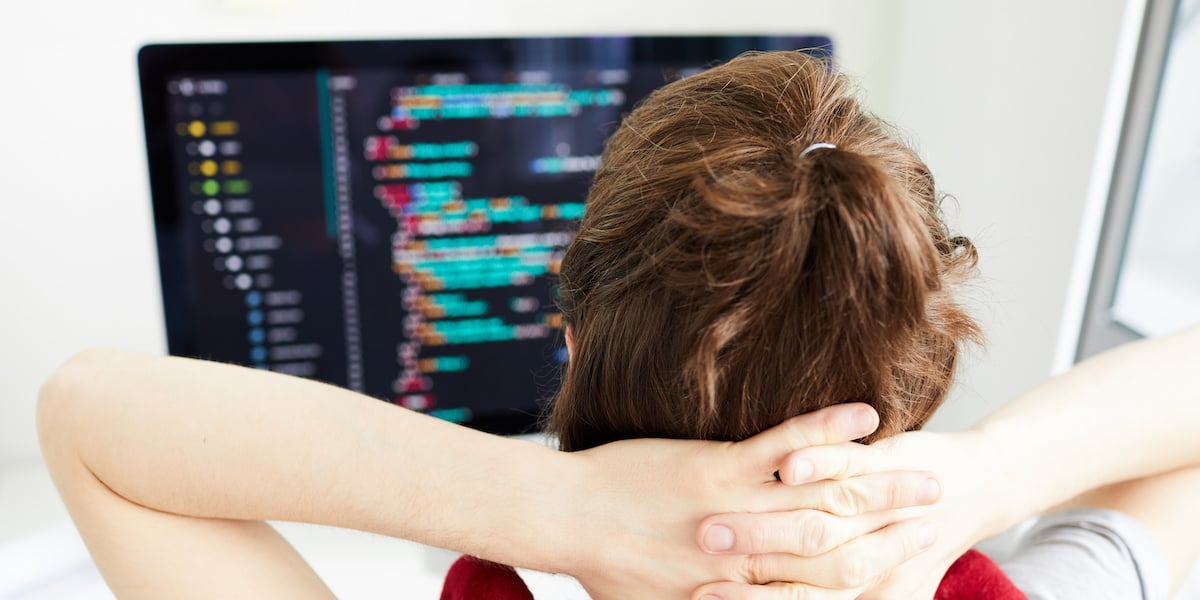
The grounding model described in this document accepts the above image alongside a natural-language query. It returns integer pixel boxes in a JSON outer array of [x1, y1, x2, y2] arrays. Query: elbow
[[37, 348, 114, 459]]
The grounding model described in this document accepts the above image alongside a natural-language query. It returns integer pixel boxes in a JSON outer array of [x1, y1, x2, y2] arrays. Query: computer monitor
[[138, 35, 833, 435]]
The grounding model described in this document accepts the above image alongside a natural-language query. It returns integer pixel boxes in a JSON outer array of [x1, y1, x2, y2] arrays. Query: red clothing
[[441, 549, 1026, 600], [440, 557, 533, 600], [933, 549, 1027, 600]]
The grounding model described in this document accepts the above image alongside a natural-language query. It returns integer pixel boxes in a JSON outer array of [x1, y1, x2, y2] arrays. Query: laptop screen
[[139, 36, 833, 435]]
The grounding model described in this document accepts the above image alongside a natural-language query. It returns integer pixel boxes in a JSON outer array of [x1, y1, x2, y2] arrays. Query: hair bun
[[791, 148, 939, 332]]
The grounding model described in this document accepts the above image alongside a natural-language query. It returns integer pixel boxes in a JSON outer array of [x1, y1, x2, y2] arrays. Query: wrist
[[494, 439, 588, 573], [544, 446, 646, 582], [429, 434, 585, 575], [518, 443, 592, 576]]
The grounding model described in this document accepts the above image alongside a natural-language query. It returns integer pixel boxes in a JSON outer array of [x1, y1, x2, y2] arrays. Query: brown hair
[[548, 51, 980, 452]]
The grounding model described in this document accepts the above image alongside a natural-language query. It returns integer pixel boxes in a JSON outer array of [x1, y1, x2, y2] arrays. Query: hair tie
[[800, 142, 837, 157]]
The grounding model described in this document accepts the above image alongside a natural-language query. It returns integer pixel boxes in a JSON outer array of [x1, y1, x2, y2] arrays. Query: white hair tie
[[800, 142, 837, 157]]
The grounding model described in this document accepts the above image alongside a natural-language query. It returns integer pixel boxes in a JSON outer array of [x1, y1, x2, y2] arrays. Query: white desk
[[0, 460, 454, 599]]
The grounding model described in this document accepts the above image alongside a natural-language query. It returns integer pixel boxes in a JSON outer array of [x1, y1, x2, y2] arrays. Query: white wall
[[0, 0, 1128, 466], [888, 0, 1127, 432]]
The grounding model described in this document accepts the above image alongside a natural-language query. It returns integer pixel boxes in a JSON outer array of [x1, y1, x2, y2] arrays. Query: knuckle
[[900, 522, 931, 560], [783, 416, 817, 449], [797, 512, 835, 555], [823, 481, 864, 516], [887, 477, 909, 510], [835, 556, 873, 588], [819, 407, 850, 440], [739, 553, 771, 585]]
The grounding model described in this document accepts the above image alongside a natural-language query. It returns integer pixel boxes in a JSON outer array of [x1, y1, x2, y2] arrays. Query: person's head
[[547, 50, 980, 452]]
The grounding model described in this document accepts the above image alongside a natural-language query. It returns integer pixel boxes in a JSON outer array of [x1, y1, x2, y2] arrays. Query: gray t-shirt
[[1001, 508, 1169, 600]]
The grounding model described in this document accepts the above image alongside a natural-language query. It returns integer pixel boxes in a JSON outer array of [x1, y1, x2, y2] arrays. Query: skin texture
[[39, 329, 1200, 598], [37, 348, 940, 600], [696, 324, 1200, 599]]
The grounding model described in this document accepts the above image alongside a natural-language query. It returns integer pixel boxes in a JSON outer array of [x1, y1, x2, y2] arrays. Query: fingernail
[[918, 477, 941, 503], [788, 458, 814, 483], [917, 522, 937, 550], [701, 595, 723, 600], [854, 406, 877, 433], [702, 525, 735, 552]]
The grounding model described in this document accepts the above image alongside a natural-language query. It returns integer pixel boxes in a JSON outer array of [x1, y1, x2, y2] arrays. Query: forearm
[[40, 349, 950, 598], [38, 348, 583, 574], [971, 324, 1200, 530]]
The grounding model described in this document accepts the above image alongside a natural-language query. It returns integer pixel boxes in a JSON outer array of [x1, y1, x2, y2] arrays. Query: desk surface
[[0, 460, 454, 599]]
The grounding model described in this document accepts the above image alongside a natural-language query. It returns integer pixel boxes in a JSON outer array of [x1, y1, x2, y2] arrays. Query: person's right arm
[[37, 348, 938, 600], [696, 324, 1200, 599]]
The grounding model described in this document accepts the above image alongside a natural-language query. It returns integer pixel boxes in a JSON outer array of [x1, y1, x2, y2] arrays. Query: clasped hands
[[569, 404, 999, 600]]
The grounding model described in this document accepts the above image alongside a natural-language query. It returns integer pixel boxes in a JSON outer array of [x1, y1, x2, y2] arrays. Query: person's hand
[[856, 430, 1006, 599], [567, 403, 944, 600], [700, 429, 1001, 600]]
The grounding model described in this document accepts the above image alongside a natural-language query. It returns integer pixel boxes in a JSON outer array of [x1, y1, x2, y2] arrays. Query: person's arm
[[37, 348, 939, 599], [696, 324, 1200, 599]]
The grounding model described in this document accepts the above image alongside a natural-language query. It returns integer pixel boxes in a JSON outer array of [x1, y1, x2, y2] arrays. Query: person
[[439, 50, 1200, 600], [37, 50, 1200, 600], [36, 352, 940, 599]]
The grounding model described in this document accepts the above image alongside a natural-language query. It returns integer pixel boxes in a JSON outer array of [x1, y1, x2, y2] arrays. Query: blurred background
[[2, 0, 1194, 597]]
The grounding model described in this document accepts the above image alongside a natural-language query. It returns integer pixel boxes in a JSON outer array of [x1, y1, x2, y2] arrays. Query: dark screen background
[[140, 36, 833, 434]]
